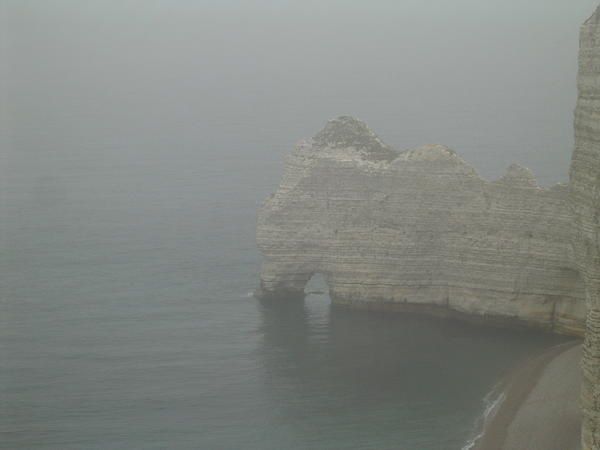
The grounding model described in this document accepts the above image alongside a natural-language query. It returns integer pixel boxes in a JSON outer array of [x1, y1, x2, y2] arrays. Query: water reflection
[[255, 291, 568, 450]]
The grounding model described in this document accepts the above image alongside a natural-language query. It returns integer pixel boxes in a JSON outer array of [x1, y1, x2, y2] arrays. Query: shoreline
[[474, 340, 582, 450], [256, 290, 584, 337], [330, 299, 584, 337]]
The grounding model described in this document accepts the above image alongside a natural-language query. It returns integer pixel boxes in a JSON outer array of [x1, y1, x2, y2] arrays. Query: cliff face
[[255, 5, 600, 447], [570, 6, 600, 449], [257, 116, 585, 335]]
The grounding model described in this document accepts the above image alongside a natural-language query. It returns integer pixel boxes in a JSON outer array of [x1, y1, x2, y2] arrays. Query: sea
[[1, 1, 595, 449]]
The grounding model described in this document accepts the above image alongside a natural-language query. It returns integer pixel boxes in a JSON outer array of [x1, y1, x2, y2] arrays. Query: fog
[[1, 2, 597, 449], [2, 0, 598, 186]]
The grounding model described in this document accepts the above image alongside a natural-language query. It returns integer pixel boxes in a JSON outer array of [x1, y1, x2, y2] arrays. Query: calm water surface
[[0, 148, 567, 449], [2, 1, 593, 449]]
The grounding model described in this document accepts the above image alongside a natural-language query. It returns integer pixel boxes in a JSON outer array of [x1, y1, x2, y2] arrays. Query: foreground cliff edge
[[571, 6, 600, 449], [256, 5, 600, 449], [256, 115, 585, 336]]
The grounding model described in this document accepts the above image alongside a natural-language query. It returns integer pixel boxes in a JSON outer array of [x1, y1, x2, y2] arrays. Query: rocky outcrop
[[257, 116, 585, 335], [570, 6, 600, 449], [255, 5, 600, 447]]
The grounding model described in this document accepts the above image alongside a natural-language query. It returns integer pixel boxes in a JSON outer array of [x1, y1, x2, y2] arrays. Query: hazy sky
[[5, 5, 597, 450], [2, 0, 599, 186]]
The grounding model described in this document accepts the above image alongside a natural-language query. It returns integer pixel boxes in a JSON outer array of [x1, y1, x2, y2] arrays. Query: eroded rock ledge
[[257, 116, 585, 336]]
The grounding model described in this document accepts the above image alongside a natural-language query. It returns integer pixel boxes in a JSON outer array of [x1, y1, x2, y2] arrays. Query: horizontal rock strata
[[257, 116, 585, 335], [570, 6, 600, 449]]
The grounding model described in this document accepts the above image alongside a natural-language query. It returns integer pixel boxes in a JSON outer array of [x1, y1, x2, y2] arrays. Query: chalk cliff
[[570, 5, 600, 449], [256, 5, 600, 448], [257, 116, 585, 335]]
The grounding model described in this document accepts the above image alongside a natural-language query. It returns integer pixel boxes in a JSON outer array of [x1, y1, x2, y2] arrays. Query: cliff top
[[497, 163, 539, 187], [402, 144, 457, 160], [305, 116, 555, 190], [584, 4, 600, 25], [313, 116, 398, 161]]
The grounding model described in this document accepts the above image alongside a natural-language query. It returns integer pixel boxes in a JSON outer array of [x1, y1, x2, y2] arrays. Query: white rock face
[[257, 116, 585, 335], [570, 6, 600, 449]]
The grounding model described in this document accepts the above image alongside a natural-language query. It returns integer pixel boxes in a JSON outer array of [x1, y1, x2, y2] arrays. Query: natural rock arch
[[256, 6, 600, 448], [257, 117, 585, 335]]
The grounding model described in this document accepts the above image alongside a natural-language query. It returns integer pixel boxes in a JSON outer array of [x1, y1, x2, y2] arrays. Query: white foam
[[462, 383, 506, 450]]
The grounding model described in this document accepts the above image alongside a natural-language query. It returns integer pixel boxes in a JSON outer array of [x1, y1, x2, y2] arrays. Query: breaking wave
[[462, 382, 506, 450]]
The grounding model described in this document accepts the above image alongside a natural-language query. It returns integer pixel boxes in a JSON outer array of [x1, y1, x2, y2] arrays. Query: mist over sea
[[1, 1, 594, 448]]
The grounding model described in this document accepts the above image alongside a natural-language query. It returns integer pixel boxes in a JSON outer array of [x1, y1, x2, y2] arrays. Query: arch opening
[[304, 273, 330, 298]]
